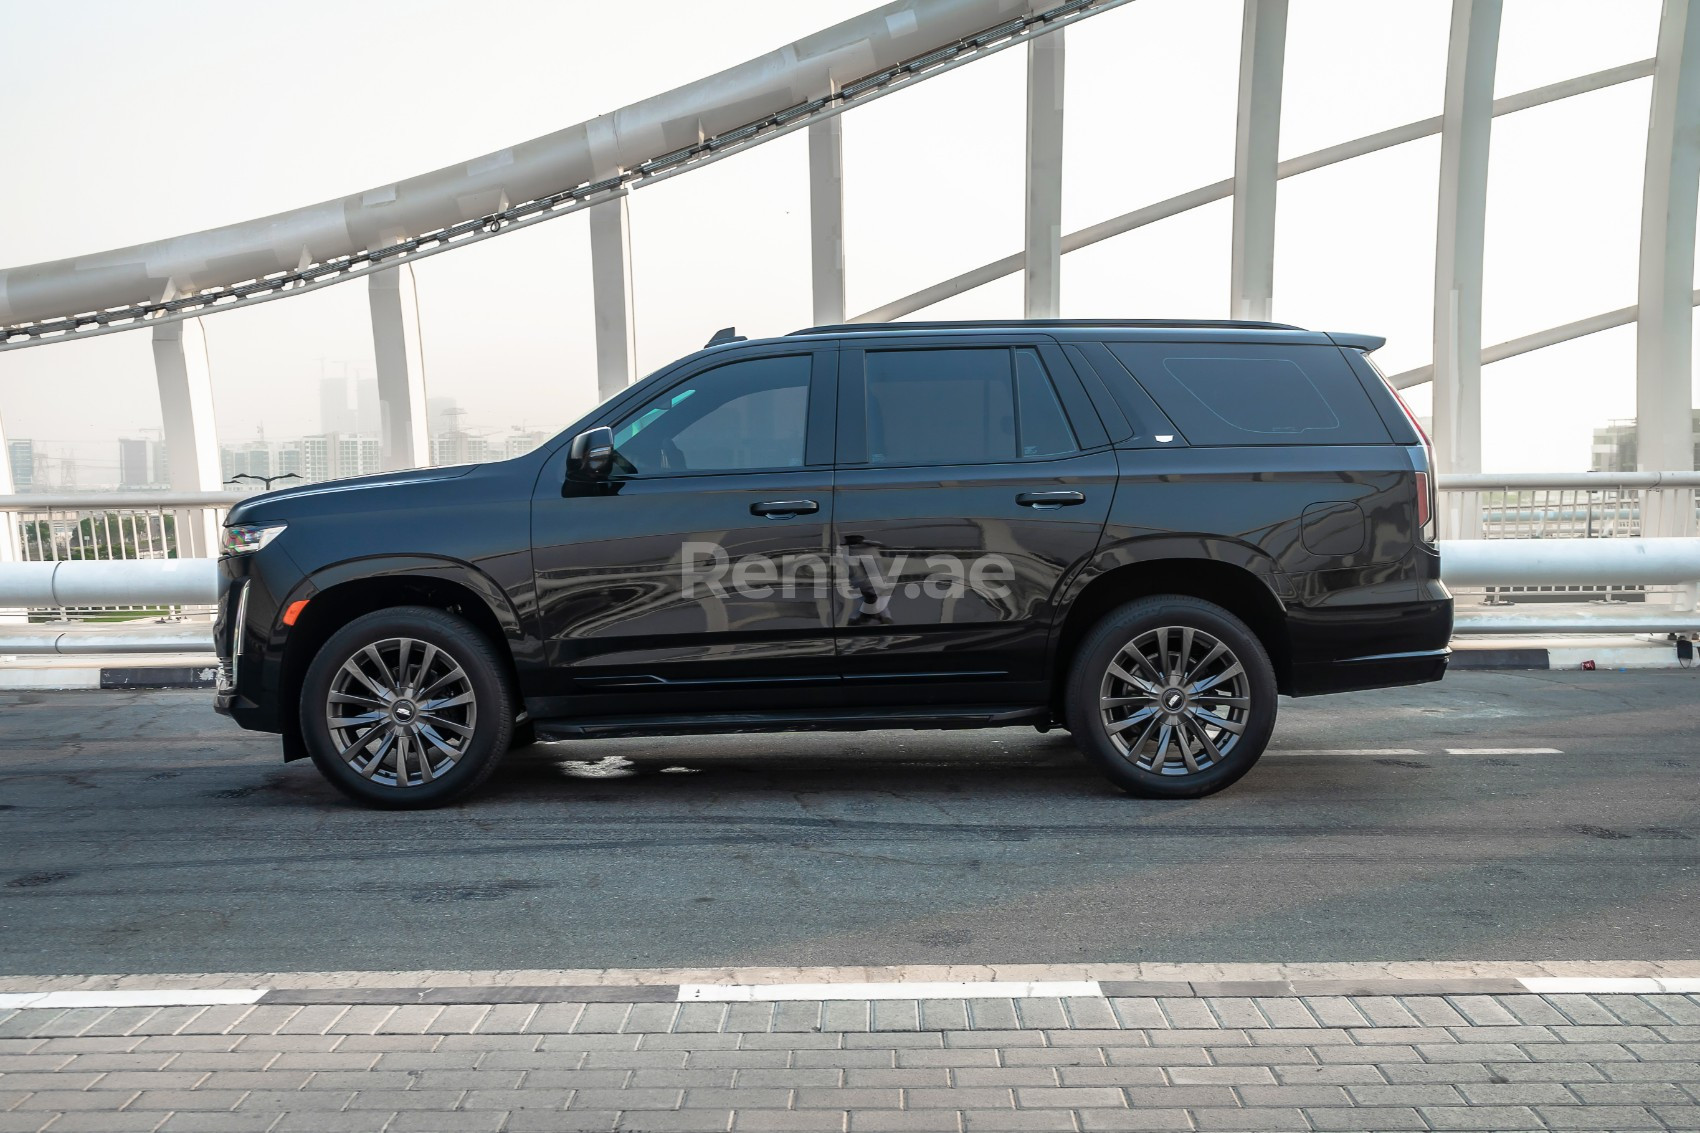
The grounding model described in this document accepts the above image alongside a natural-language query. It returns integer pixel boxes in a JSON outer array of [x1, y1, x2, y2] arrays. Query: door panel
[[832, 454, 1116, 697], [831, 340, 1115, 701], [528, 349, 838, 716]]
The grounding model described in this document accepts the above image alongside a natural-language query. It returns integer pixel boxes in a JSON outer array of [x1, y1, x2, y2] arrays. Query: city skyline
[[5, 366, 554, 491]]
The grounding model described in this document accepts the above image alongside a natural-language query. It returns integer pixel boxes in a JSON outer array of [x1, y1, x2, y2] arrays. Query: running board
[[533, 705, 1048, 741]]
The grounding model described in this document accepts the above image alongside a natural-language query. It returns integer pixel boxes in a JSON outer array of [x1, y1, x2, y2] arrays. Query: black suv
[[215, 320, 1450, 808]]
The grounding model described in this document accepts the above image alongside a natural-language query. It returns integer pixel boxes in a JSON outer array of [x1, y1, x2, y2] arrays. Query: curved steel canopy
[[0, 0, 1069, 339], [0, 1, 1669, 392]]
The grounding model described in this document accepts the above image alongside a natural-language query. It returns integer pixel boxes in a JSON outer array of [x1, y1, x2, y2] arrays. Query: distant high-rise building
[[6, 439, 32, 491], [301, 435, 334, 483], [319, 376, 355, 435], [354, 379, 380, 435], [221, 439, 306, 485], [1591, 412, 1700, 472], [502, 430, 551, 460], [118, 437, 169, 489], [430, 431, 488, 467], [320, 372, 382, 437], [336, 434, 382, 479]]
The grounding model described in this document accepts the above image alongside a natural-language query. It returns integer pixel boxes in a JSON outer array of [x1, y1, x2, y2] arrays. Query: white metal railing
[[1436, 472, 1700, 540], [3, 481, 1699, 652], [0, 491, 242, 622], [1436, 471, 1700, 606]]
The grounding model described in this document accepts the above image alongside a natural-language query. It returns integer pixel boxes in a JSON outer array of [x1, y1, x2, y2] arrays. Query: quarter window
[[1102, 343, 1392, 446]]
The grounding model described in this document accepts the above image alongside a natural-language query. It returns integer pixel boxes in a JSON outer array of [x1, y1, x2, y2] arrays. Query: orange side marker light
[[282, 600, 310, 626]]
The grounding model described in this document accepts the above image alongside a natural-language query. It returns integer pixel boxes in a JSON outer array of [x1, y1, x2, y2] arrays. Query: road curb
[[7, 964, 1700, 1002], [8, 976, 1700, 1010], [0, 658, 218, 690]]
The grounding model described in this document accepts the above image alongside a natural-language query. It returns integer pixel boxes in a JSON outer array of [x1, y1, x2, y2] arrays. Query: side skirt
[[533, 705, 1050, 741]]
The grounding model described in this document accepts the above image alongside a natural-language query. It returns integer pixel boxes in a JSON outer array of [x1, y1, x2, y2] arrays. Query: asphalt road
[[2, 670, 1697, 976]]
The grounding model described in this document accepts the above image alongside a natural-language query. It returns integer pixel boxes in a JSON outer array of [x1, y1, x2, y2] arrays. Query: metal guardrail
[[0, 537, 1696, 653], [1436, 473, 1700, 541], [0, 559, 218, 608], [0, 491, 242, 621], [1, 480, 1698, 652], [3, 623, 218, 655]]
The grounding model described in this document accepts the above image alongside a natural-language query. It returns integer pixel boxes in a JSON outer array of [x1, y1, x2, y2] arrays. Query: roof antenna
[[705, 327, 745, 348]]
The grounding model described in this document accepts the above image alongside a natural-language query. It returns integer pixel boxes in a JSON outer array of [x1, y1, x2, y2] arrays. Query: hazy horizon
[[0, 0, 1686, 487]]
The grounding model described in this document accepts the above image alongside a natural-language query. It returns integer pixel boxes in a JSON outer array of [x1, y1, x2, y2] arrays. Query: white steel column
[[151, 318, 222, 557], [1431, 0, 1501, 547], [590, 195, 638, 403], [1230, 0, 1288, 323], [809, 118, 847, 326], [1025, 30, 1066, 319], [368, 264, 430, 471], [1638, 0, 1700, 537], [0, 404, 18, 564]]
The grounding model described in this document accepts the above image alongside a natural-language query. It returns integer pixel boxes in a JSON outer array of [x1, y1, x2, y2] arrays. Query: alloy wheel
[[325, 637, 478, 787], [1098, 625, 1250, 775]]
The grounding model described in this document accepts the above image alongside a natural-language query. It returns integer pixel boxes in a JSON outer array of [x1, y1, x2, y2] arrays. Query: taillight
[[1366, 360, 1438, 544]]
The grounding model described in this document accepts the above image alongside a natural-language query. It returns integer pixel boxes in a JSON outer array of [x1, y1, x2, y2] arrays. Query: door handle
[[1016, 490, 1085, 509], [751, 499, 819, 518]]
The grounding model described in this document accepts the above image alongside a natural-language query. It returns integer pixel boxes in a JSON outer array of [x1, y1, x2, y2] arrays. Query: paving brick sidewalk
[[4, 990, 1700, 1131]]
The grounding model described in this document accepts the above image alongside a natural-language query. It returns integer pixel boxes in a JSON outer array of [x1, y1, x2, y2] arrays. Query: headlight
[[221, 523, 287, 557]]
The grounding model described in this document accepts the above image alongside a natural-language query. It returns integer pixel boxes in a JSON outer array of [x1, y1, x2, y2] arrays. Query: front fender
[[282, 553, 528, 645]]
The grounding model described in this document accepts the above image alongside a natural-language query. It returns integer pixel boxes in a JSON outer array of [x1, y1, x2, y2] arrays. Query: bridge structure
[[0, 0, 1697, 638]]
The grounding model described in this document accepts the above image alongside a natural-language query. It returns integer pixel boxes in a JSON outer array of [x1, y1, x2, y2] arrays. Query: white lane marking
[[679, 980, 1101, 1002], [1519, 977, 1668, 994], [1445, 747, 1563, 755], [1271, 747, 1565, 757], [0, 988, 267, 1010], [1270, 749, 1426, 756]]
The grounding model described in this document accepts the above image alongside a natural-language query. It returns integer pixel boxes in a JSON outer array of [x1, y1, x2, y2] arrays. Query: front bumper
[[212, 553, 291, 735]]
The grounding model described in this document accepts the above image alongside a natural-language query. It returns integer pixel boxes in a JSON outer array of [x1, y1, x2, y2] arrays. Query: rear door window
[[1102, 342, 1392, 446], [863, 348, 1016, 466], [857, 347, 1081, 467]]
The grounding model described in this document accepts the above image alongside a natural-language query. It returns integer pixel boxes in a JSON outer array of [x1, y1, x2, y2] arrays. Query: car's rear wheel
[[299, 606, 514, 808], [1066, 595, 1276, 798]]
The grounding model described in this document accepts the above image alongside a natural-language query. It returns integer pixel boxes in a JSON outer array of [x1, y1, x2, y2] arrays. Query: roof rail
[[787, 318, 1309, 336]]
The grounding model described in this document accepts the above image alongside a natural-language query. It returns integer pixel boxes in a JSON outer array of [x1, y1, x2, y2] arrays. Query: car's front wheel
[[1066, 595, 1277, 798], [299, 606, 514, 808]]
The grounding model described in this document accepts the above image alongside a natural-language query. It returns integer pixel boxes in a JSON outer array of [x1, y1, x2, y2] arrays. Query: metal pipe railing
[[0, 533, 1694, 656], [1439, 537, 1700, 586], [2, 624, 218, 655], [4, 491, 247, 508], [1437, 472, 1700, 490], [0, 559, 218, 607]]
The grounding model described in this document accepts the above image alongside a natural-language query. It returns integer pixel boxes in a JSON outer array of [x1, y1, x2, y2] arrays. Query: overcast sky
[[0, 0, 1677, 482]]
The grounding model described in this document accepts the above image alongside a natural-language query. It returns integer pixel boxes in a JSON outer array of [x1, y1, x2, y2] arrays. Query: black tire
[[299, 606, 515, 809], [1065, 595, 1277, 799]]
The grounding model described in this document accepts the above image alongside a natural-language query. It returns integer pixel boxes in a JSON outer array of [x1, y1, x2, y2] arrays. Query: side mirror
[[566, 426, 616, 482]]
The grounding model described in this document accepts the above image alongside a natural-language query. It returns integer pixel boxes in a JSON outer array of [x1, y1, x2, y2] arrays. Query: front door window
[[613, 355, 811, 475]]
